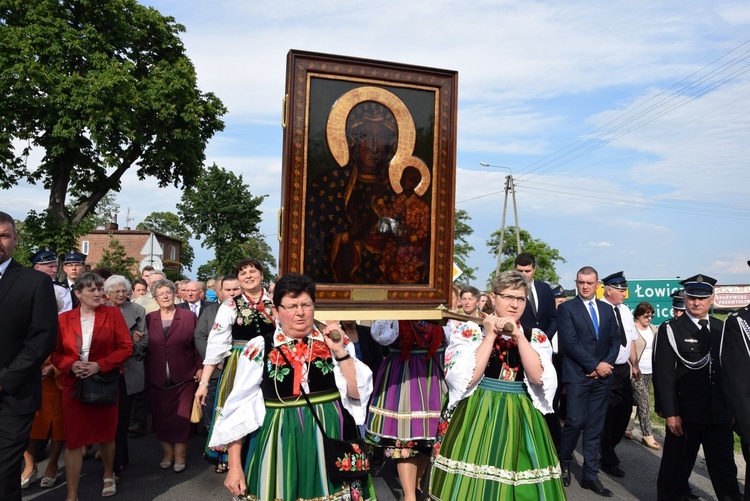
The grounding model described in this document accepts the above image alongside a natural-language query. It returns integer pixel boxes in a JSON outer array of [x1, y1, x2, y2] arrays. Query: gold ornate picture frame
[[279, 50, 458, 313]]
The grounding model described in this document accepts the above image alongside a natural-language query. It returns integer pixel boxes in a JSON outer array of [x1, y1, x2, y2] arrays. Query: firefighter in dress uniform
[[653, 274, 740, 501]]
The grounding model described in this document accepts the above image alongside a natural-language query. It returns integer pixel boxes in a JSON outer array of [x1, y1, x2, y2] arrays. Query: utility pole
[[480, 163, 521, 277]]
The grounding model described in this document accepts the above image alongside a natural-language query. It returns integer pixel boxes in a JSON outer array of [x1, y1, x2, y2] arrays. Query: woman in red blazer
[[50, 272, 133, 499], [145, 278, 201, 473]]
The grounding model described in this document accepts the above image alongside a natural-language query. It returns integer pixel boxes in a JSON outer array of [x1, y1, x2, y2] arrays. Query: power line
[[515, 183, 750, 220], [514, 39, 750, 180]]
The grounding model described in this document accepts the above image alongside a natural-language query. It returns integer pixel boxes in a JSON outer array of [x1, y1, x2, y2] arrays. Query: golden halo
[[326, 86, 430, 196]]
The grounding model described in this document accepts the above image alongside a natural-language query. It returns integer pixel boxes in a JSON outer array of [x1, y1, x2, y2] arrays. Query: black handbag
[[74, 370, 120, 405], [73, 329, 120, 405], [276, 346, 370, 481]]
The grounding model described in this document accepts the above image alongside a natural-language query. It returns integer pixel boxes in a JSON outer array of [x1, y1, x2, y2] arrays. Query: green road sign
[[623, 279, 683, 325]]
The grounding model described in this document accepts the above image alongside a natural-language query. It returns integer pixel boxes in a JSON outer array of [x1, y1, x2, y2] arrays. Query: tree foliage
[[178, 164, 267, 275], [97, 234, 137, 281], [452, 209, 477, 286], [0, 0, 226, 234], [196, 233, 277, 282], [486, 226, 566, 285], [136, 211, 194, 270], [19, 192, 120, 261], [12, 219, 34, 267]]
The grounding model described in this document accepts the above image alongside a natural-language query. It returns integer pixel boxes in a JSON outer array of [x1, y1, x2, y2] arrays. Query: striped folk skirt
[[205, 340, 246, 463], [429, 378, 565, 501], [365, 348, 447, 458], [241, 391, 376, 501]]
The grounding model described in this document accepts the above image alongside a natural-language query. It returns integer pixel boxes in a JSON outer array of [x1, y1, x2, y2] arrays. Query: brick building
[[77, 223, 183, 274]]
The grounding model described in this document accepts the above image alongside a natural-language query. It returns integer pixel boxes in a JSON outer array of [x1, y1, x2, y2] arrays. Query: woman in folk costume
[[366, 319, 447, 501], [195, 258, 276, 473], [429, 271, 565, 500], [209, 273, 375, 500]]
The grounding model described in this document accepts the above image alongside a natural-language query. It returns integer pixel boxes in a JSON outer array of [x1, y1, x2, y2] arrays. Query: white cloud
[[5, 0, 750, 285]]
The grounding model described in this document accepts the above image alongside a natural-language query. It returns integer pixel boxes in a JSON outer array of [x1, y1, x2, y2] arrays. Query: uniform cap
[[30, 247, 57, 265], [670, 289, 686, 310], [679, 274, 717, 298], [62, 251, 86, 264], [602, 271, 628, 290]]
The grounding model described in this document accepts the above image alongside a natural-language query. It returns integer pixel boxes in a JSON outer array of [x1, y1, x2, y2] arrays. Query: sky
[[6, 0, 750, 289]]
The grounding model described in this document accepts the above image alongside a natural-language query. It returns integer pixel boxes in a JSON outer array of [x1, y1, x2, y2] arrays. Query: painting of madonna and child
[[279, 51, 458, 306]]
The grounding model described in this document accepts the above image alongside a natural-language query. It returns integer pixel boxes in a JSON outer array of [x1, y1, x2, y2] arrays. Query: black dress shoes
[[561, 464, 571, 487], [581, 478, 614, 497], [600, 463, 625, 477]]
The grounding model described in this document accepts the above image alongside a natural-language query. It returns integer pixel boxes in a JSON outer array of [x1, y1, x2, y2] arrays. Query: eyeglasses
[[495, 294, 526, 303], [278, 302, 314, 312], [155, 292, 174, 298]]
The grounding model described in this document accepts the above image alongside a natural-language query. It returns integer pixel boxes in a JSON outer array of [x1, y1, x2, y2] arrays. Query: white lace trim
[[524, 329, 557, 415], [433, 454, 561, 485], [367, 407, 442, 420]]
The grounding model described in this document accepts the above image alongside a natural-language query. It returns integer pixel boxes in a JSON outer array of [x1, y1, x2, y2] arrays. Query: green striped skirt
[[205, 340, 246, 462], [429, 378, 565, 501], [242, 390, 376, 501]]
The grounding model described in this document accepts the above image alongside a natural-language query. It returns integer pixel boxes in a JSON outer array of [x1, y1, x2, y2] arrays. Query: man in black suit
[[654, 275, 740, 501], [0, 211, 58, 500], [515, 252, 557, 337], [62, 250, 86, 309], [177, 280, 211, 318], [720, 261, 750, 501], [558, 266, 620, 497], [515, 252, 561, 448]]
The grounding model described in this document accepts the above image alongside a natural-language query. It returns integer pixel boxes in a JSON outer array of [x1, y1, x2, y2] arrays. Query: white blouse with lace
[[443, 320, 557, 414]]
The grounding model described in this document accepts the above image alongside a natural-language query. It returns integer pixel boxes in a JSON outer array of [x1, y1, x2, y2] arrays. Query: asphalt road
[[21, 426, 745, 500]]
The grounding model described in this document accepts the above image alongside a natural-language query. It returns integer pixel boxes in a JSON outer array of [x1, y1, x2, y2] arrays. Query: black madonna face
[[346, 102, 397, 171], [353, 119, 396, 169]]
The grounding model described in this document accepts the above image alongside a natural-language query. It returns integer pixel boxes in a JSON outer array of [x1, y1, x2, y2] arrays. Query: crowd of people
[[3, 207, 750, 501]]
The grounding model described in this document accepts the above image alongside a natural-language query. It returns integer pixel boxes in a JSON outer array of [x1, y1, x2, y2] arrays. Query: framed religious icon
[[279, 50, 458, 313]]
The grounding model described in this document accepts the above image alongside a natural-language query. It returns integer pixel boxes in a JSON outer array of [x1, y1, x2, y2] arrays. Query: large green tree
[[136, 211, 195, 271], [486, 226, 566, 285], [21, 192, 120, 260], [453, 209, 477, 285], [178, 164, 267, 276], [196, 235, 277, 283], [0, 0, 226, 238]]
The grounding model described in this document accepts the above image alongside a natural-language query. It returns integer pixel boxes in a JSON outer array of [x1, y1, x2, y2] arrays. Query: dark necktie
[[614, 306, 627, 347], [527, 285, 537, 317], [698, 318, 709, 334], [69, 283, 79, 309]]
